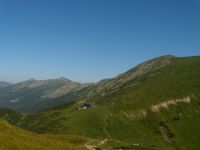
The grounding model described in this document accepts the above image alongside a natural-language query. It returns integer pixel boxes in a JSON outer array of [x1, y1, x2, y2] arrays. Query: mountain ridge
[[0, 55, 176, 112], [0, 77, 82, 112]]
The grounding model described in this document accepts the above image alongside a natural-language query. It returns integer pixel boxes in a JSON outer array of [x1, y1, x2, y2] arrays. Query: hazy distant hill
[[0, 81, 11, 88], [0, 77, 85, 112]]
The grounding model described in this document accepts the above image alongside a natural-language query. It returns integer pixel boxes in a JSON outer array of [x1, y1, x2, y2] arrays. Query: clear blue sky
[[0, 0, 200, 83]]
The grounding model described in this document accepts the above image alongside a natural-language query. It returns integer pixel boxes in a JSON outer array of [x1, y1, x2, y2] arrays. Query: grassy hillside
[[0, 56, 200, 150], [0, 119, 88, 150]]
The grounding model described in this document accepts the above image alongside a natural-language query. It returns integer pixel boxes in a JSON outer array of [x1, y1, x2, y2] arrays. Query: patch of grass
[[0, 119, 88, 150]]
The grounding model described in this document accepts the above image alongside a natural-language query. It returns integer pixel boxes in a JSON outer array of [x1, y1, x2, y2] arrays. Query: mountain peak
[[151, 54, 175, 61], [56, 77, 75, 84], [58, 77, 70, 81]]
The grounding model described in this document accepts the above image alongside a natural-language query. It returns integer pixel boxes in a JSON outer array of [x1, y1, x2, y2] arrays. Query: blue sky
[[0, 0, 200, 83]]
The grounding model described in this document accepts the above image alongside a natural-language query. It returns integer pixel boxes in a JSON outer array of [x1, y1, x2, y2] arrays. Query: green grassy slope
[[0, 119, 88, 150], [1, 56, 200, 150]]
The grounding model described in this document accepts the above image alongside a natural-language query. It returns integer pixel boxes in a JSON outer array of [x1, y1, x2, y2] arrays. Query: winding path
[[85, 139, 108, 150]]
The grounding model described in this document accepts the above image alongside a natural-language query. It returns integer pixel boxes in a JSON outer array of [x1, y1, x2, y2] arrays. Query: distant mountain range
[[0, 77, 87, 112]]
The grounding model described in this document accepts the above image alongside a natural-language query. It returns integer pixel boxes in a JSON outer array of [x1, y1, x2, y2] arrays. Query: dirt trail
[[151, 96, 191, 112], [85, 139, 108, 150], [85, 144, 96, 150], [103, 114, 111, 138]]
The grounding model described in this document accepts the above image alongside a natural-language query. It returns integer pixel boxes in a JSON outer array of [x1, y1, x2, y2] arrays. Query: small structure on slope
[[77, 102, 94, 110]]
